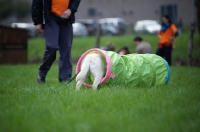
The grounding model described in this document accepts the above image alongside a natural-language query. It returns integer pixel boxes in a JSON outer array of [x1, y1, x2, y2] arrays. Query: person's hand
[[35, 24, 42, 34], [170, 37, 174, 41], [60, 9, 71, 18]]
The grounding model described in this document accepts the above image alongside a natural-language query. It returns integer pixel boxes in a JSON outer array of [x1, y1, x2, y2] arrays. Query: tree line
[[0, 0, 31, 19]]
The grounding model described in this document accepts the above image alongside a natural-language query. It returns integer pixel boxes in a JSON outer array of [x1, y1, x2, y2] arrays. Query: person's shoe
[[37, 75, 46, 84], [59, 78, 70, 83]]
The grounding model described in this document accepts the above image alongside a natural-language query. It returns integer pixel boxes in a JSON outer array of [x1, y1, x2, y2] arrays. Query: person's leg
[[163, 45, 173, 65], [156, 47, 164, 58], [58, 24, 73, 82], [38, 17, 60, 83]]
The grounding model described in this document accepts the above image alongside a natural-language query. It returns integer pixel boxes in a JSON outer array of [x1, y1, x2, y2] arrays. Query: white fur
[[76, 53, 104, 90]]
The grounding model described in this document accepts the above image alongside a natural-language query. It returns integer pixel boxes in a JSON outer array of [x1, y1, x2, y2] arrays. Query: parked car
[[133, 20, 161, 34], [98, 18, 127, 36], [11, 22, 37, 38], [76, 19, 98, 36], [72, 22, 88, 37]]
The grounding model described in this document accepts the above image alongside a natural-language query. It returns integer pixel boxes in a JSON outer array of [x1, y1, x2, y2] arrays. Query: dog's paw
[[75, 87, 81, 91], [92, 87, 98, 90]]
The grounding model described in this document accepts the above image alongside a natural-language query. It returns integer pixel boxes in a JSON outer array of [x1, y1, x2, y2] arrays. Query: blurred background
[[0, 0, 198, 37], [0, 0, 199, 66]]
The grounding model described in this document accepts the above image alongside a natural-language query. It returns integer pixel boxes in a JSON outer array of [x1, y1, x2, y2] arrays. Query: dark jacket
[[31, 0, 81, 25]]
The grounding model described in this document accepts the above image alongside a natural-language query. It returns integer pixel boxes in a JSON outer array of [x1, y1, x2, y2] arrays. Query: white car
[[73, 22, 88, 37], [133, 20, 161, 34], [98, 18, 127, 36]]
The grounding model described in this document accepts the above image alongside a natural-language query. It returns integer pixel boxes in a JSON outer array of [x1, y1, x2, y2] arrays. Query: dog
[[76, 53, 105, 90], [75, 48, 170, 89]]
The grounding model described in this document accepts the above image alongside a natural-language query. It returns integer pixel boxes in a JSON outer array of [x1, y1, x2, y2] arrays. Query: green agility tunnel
[[76, 48, 170, 87]]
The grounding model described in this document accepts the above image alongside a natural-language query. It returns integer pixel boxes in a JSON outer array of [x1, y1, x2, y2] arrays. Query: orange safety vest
[[51, 0, 70, 16], [158, 24, 178, 45]]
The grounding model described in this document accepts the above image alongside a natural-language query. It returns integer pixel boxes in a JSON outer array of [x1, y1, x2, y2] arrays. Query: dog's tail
[[76, 55, 91, 82]]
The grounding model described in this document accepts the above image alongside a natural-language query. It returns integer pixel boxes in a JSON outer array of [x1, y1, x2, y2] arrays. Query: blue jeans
[[38, 17, 73, 81]]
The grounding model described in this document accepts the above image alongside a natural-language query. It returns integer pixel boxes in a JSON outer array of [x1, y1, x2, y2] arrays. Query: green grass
[[1, 30, 200, 131], [0, 64, 200, 132], [28, 32, 200, 65]]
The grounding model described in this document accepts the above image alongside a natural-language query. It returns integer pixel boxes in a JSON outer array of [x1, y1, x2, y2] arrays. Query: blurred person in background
[[32, 0, 81, 84], [134, 36, 152, 54], [100, 42, 115, 51], [117, 46, 130, 55], [156, 14, 179, 65]]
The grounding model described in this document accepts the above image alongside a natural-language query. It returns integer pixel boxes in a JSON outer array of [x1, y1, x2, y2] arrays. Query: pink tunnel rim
[[76, 48, 115, 88]]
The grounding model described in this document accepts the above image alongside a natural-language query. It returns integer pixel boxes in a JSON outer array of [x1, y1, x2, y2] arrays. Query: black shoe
[[59, 78, 70, 83], [37, 75, 46, 84]]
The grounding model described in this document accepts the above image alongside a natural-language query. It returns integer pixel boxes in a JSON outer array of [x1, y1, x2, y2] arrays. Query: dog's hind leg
[[76, 79, 84, 91], [75, 55, 91, 90], [92, 73, 104, 90], [92, 76, 103, 90], [90, 53, 104, 90]]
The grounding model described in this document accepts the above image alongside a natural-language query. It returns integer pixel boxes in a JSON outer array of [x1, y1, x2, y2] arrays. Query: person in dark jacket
[[32, 0, 81, 84]]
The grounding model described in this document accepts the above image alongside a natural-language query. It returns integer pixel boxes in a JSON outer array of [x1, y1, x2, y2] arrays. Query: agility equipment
[[76, 48, 170, 88]]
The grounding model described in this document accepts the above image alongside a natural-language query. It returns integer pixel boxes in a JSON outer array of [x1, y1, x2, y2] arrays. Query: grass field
[[0, 29, 200, 131], [0, 64, 200, 132], [28, 32, 200, 65]]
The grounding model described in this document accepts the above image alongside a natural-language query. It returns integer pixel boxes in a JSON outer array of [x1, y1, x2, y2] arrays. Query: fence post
[[95, 24, 101, 48], [187, 23, 195, 66]]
